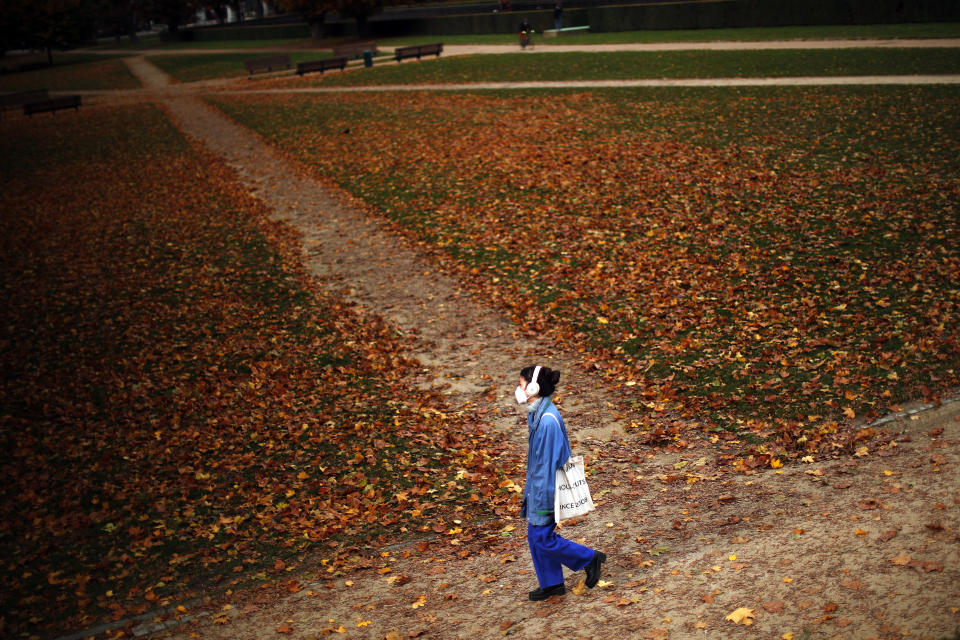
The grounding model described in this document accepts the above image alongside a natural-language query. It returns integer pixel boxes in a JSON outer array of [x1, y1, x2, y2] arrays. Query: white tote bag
[[554, 455, 595, 523]]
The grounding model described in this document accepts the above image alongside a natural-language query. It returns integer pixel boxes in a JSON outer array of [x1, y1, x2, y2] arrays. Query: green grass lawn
[[277, 47, 960, 86], [0, 104, 500, 639], [211, 85, 960, 458], [0, 54, 140, 91]]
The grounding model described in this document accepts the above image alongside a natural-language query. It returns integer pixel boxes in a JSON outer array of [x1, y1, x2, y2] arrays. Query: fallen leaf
[[724, 607, 755, 626], [763, 601, 784, 613], [890, 554, 912, 565], [911, 560, 943, 573], [276, 623, 293, 634], [571, 578, 587, 596]]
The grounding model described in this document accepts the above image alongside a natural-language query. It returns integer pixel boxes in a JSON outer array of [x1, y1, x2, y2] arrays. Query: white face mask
[[514, 385, 529, 405]]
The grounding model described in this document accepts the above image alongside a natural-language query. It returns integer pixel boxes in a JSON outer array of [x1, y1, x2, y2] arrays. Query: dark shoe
[[585, 551, 606, 588], [528, 583, 565, 601]]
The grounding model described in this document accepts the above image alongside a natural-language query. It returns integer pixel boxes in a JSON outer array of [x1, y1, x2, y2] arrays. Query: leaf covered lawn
[[0, 55, 140, 92], [212, 86, 960, 459], [0, 105, 507, 638]]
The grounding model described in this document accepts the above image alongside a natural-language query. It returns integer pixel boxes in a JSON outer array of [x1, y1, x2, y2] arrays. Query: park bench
[[332, 42, 379, 58], [1, 89, 48, 112], [297, 57, 348, 76], [244, 55, 291, 74], [24, 94, 81, 116], [394, 43, 443, 62], [543, 25, 590, 38]]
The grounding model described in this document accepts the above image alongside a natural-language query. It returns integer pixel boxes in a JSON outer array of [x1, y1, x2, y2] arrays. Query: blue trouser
[[527, 522, 595, 587]]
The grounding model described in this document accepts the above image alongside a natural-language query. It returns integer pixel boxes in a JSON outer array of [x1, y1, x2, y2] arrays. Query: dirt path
[[150, 403, 959, 640], [123, 56, 626, 449], [99, 56, 960, 640], [233, 74, 960, 94], [89, 38, 960, 57]]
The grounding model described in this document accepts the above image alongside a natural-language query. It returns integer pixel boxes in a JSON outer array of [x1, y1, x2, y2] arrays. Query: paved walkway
[[89, 37, 960, 56], [235, 74, 960, 93]]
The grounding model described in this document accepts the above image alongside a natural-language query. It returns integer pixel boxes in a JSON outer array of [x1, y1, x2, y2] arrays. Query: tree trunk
[[355, 13, 368, 39], [46, 46, 53, 66], [309, 12, 326, 40]]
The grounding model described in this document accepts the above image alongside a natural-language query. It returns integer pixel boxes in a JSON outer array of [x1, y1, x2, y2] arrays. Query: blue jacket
[[520, 398, 571, 526]]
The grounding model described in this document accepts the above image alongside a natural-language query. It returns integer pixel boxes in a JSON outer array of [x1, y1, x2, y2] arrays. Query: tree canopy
[[1, 0, 99, 61]]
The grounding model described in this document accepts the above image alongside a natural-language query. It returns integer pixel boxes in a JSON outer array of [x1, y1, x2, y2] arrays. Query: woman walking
[[516, 364, 606, 600]]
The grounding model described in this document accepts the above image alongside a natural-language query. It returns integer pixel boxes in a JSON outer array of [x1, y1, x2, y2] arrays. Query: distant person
[[554, 3, 563, 31], [519, 18, 533, 48]]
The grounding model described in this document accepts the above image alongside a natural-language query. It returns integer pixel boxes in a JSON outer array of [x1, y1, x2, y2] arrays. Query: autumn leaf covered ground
[[0, 105, 508, 638], [155, 402, 959, 640], [1, 35, 959, 640], [210, 85, 960, 458]]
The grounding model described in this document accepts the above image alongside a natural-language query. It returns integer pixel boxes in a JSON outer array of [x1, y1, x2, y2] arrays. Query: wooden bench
[[394, 43, 443, 62], [244, 55, 291, 74], [24, 95, 81, 116], [1, 89, 48, 112], [332, 42, 379, 58], [297, 57, 348, 76]]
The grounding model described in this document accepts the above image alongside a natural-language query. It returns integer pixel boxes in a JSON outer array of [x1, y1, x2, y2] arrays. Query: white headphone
[[526, 365, 542, 397]]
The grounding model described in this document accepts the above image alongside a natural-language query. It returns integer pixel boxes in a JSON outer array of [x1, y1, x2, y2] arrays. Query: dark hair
[[520, 365, 561, 397]]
